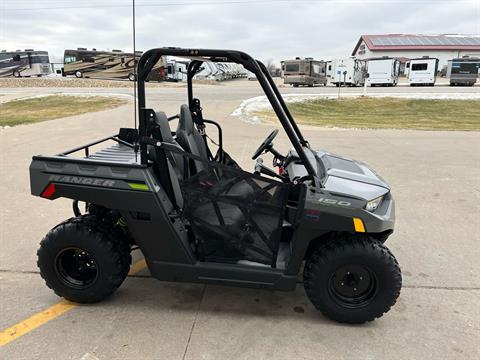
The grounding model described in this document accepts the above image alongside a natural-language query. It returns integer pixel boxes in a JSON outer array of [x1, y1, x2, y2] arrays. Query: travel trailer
[[63, 48, 166, 81], [325, 61, 333, 78], [282, 58, 327, 87], [331, 58, 366, 87], [446, 57, 480, 86], [166, 60, 188, 82], [194, 62, 246, 81], [407, 57, 439, 86], [0, 49, 51, 77], [366, 57, 400, 86]]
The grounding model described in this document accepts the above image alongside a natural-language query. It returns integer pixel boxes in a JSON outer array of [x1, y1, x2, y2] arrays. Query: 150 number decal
[[317, 198, 351, 207]]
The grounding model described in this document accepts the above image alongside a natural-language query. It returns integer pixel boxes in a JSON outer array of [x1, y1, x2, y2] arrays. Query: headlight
[[365, 196, 383, 212]]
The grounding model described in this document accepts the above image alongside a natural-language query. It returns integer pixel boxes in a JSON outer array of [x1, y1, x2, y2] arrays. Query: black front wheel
[[37, 215, 131, 303], [304, 235, 401, 323]]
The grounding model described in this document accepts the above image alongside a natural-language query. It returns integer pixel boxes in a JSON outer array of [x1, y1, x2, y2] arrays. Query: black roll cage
[[136, 47, 317, 179]]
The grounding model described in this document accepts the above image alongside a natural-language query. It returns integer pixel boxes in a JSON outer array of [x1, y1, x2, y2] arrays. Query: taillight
[[278, 167, 284, 175], [41, 183, 56, 199]]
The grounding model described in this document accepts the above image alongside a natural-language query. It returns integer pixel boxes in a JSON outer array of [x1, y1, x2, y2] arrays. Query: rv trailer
[[366, 57, 400, 87], [282, 58, 327, 87], [325, 61, 333, 78], [166, 60, 188, 82], [331, 58, 366, 87], [408, 57, 439, 86], [446, 57, 480, 86], [194, 62, 246, 81], [0, 49, 51, 78], [63, 48, 166, 81]]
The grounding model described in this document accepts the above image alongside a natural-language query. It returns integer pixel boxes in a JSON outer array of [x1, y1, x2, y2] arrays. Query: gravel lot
[[0, 77, 218, 88]]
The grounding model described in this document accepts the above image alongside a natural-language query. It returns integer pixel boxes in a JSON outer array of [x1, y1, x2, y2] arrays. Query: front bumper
[[362, 194, 395, 234]]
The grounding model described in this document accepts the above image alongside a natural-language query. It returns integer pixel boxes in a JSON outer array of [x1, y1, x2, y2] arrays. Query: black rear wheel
[[37, 215, 131, 303], [304, 234, 401, 323]]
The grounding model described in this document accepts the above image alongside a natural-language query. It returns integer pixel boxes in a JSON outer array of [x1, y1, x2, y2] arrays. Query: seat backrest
[[149, 111, 185, 208], [176, 104, 208, 174]]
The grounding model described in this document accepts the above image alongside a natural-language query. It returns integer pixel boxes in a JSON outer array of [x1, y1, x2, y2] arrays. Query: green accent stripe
[[128, 182, 150, 191]]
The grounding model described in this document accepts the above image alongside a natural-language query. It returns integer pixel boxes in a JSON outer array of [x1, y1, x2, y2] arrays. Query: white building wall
[[353, 40, 480, 70]]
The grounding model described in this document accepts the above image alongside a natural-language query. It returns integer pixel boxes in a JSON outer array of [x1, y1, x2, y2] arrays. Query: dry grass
[[0, 95, 127, 126], [255, 97, 480, 131]]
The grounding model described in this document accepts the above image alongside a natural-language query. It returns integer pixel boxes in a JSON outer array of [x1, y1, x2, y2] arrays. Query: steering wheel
[[252, 129, 279, 160]]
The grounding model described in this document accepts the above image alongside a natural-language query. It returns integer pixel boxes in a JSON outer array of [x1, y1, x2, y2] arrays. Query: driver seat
[[148, 111, 186, 208], [176, 104, 208, 175]]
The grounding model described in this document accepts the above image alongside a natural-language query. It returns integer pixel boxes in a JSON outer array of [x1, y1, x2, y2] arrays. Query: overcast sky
[[1, 0, 479, 63]]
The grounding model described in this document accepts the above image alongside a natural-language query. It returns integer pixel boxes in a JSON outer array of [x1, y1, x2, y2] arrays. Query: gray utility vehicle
[[30, 47, 401, 324]]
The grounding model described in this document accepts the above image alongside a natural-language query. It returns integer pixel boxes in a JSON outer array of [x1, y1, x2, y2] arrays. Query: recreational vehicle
[[63, 48, 166, 81], [366, 57, 400, 86], [446, 57, 480, 86], [331, 58, 366, 87], [408, 57, 439, 86], [0, 49, 51, 77], [166, 60, 188, 82], [193, 62, 245, 81], [282, 58, 327, 87], [194, 62, 220, 81], [325, 61, 333, 78]]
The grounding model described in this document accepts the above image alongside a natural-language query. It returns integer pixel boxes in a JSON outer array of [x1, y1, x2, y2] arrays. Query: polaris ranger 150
[[30, 48, 401, 324]]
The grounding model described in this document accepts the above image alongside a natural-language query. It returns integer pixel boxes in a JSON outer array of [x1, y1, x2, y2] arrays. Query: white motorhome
[[408, 57, 439, 86], [366, 57, 400, 86], [331, 58, 366, 87]]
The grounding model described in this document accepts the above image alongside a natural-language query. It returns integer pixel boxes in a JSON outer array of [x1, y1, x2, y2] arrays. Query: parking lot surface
[[1, 81, 479, 359]]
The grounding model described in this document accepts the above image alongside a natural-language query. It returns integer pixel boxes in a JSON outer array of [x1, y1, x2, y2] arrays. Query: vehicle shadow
[[98, 275, 372, 328]]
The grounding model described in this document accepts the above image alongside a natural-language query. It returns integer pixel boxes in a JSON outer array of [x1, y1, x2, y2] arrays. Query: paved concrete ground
[[1, 81, 479, 359]]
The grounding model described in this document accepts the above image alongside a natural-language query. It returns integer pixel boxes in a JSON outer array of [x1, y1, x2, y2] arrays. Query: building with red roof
[[352, 34, 480, 70]]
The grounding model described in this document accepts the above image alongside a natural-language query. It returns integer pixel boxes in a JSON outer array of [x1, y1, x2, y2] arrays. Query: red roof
[[352, 34, 480, 56]]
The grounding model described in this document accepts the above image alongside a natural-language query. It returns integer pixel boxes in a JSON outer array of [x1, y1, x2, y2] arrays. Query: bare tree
[[264, 58, 278, 76]]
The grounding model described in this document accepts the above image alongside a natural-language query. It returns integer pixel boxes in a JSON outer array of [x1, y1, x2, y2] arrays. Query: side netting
[[178, 151, 288, 266]]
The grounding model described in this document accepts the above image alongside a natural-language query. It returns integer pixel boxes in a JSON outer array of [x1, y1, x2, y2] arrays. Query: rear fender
[[29, 158, 195, 264]]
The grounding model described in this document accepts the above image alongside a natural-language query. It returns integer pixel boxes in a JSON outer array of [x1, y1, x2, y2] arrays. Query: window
[[31, 56, 49, 63], [451, 62, 479, 74], [285, 64, 299, 72], [64, 55, 77, 64], [412, 63, 428, 71]]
